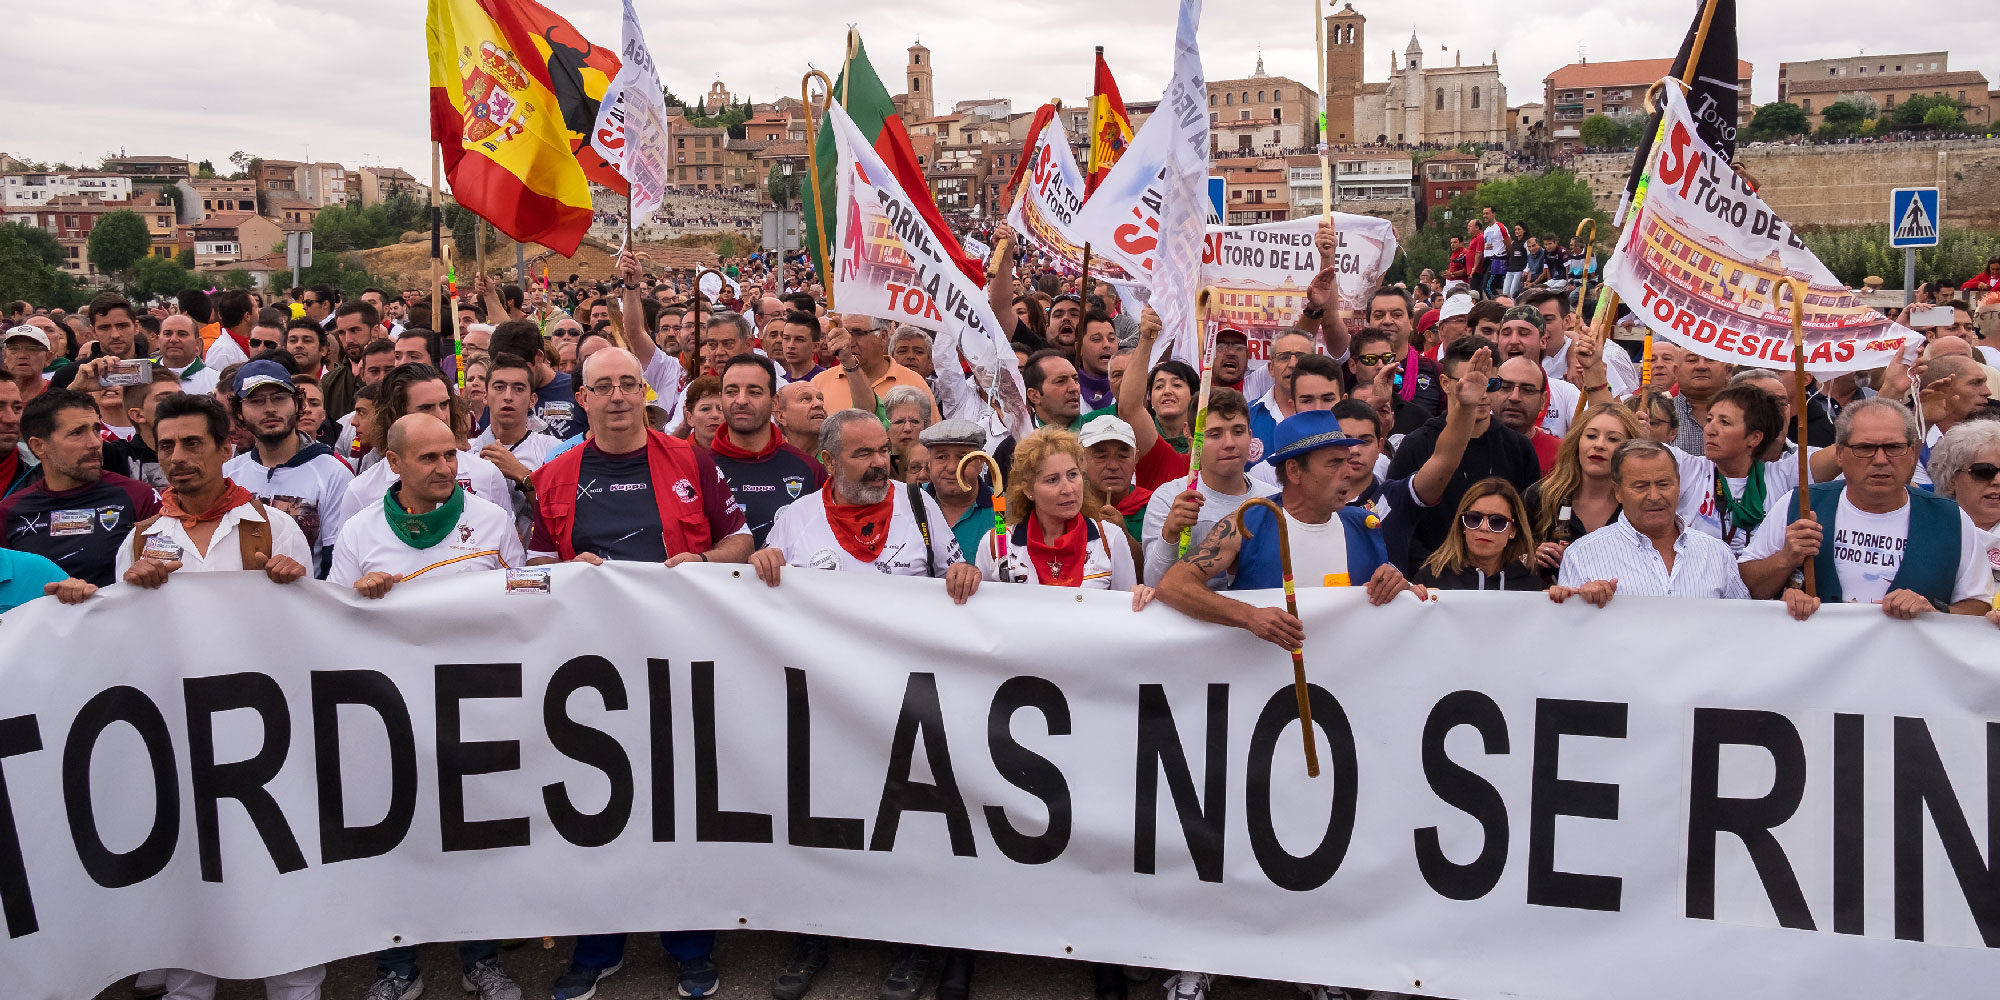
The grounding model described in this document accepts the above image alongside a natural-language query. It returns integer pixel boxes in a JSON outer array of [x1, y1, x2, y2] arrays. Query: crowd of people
[[2, 208, 2000, 1000]]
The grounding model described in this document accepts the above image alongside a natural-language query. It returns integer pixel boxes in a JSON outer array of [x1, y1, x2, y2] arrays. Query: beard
[[835, 467, 890, 505], [254, 417, 299, 449]]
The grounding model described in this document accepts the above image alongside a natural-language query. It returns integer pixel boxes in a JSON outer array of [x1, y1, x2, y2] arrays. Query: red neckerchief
[[825, 494, 894, 563], [710, 425, 783, 462], [227, 327, 250, 355], [159, 479, 255, 528], [1026, 513, 1088, 588], [1114, 485, 1153, 519]]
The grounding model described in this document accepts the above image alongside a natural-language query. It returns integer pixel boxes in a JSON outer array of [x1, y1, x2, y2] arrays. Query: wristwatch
[[1300, 304, 1326, 320]]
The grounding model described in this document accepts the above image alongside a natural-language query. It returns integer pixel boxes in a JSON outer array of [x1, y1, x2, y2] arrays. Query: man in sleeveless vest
[[1740, 398, 1997, 622]]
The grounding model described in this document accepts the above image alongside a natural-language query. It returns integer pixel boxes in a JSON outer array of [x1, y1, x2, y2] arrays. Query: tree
[[196, 160, 217, 178], [219, 269, 256, 292], [1924, 104, 1963, 129], [86, 210, 152, 280], [1744, 102, 1808, 141], [0, 225, 82, 310], [128, 256, 200, 302], [1817, 99, 1872, 139], [6, 223, 64, 269], [1577, 114, 1623, 149], [176, 247, 195, 270], [1400, 172, 1609, 281], [1885, 95, 1964, 130], [767, 164, 801, 209]]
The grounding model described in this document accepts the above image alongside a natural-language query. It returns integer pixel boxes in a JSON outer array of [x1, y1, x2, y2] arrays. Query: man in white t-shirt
[[753, 407, 975, 598], [1740, 398, 1996, 622], [150, 313, 220, 395], [105, 392, 323, 1000], [1143, 388, 1279, 586], [334, 363, 509, 530], [472, 353, 562, 539], [331, 413, 523, 592]]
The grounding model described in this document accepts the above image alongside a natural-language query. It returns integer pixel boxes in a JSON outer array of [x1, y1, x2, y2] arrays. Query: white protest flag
[[1008, 116, 1132, 281], [698, 269, 741, 300], [589, 0, 672, 228], [1074, 0, 1207, 365], [960, 234, 992, 260], [1601, 81, 1917, 373], [829, 102, 1031, 439], [1200, 213, 1398, 372]]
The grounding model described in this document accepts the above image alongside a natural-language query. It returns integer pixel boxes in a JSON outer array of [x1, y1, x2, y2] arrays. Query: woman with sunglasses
[[1415, 477, 1545, 591], [1524, 402, 1644, 575], [1927, 420, 2000, 601]]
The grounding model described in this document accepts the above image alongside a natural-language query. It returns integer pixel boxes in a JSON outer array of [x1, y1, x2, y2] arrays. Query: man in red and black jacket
[[525, 346, 750, 999], [526, 348, 751, 567]]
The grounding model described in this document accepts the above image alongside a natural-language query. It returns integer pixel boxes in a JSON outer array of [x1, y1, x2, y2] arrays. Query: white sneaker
[[1163, 971, 1212, 1000]]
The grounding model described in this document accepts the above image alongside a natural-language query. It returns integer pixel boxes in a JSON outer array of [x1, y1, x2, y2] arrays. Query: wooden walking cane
[[802, 70, 834, 309], [1176, 289, 1217, 558], [1782, 276, 1816, 597], [1234, 497, 1319, 778], [956, 452, 1007, 561], [1571, 218, 1605, 420]]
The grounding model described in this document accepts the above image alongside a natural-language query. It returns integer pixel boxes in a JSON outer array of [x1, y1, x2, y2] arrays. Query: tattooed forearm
[[1180, 519, 1235, 576]]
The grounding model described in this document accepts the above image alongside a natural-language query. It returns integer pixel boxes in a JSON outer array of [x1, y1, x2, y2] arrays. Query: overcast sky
[[7, 0, 1996, 185]]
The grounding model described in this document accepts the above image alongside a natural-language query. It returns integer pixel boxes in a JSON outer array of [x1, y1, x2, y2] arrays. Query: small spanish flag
[[426, 0, 593, 255], [1086, 49, 1133, 198]]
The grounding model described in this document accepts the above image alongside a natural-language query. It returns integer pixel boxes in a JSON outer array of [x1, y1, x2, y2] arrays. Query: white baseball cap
[[3, 325, 49, 351], [1077, 413, 1137, 450], [1439, 295, 1474, 322]]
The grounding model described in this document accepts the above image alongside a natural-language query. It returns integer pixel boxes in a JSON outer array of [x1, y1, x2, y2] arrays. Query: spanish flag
[[426, 0, 593, 255], [1086, 49, 1132, 198]]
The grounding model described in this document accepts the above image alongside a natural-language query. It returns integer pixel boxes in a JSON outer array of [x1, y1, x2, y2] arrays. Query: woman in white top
[[1927, 419, 2000, 603], [975, 427, 1147, 604], [1673, 382, 1807, 555]]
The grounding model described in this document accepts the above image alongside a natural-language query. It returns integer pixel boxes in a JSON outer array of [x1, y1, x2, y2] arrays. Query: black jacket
[[1415, 558, 1548, 592], [1385, 414, 1542, 569]]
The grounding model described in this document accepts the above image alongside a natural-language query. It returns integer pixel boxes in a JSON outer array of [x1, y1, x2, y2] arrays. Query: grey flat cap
[[919, 417, 986, 448]]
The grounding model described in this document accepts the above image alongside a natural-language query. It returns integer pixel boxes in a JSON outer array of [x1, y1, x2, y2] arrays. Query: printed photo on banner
[[1601, 81, 1918, 374], [1005, 115, 1133, 281], [1200, 214, 1398, 369]]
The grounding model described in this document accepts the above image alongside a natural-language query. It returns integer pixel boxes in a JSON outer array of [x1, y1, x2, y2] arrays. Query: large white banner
[[1201, 215, 1399, 369], [3, 566, 1999, 1000], [1601, 82, 1917, 374], [590, 0, 671, 227], [829, 103, 1030, 439]]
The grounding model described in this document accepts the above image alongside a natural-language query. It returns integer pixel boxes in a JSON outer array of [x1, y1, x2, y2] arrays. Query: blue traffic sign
[[1207, 176, 1226, 225], [1890, 187, 1939, 249]]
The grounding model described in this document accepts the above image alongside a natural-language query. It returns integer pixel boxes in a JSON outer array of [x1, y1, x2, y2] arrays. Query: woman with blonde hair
[[1415, 477, 1544, 591], [1523, 401, 1645, 575], [975, 426, 1144, 601]]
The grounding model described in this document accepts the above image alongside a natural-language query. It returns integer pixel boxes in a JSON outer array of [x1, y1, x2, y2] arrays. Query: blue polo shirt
[[0, 548, 67, 614], [925, 479, 996, 561]]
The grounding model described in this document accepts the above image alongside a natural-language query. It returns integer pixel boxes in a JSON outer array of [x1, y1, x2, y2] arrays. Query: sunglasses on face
[[1461, 512, 1513, 532], [249, 338, 281, 350], [1965, 462, 2000, 483], [1353, 353, 1396, 366]]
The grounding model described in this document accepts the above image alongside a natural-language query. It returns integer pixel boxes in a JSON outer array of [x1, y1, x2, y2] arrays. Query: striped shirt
[[1557, 513, 1750, 599]]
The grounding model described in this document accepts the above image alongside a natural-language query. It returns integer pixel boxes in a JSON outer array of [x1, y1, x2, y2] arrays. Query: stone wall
[[1546, 140, 2000, 229]]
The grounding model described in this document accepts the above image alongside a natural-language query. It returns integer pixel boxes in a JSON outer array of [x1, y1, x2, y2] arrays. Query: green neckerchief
[[385, 483, 464, 549], [1155, 417, 1190, 454], [1715, 463, 1768, 541]]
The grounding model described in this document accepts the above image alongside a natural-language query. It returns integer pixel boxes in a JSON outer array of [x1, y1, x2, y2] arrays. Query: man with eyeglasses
[[1248, 330, 1316, 463], [1343, 328, 1429, 438], [1741, 398, 1995, 621], [1493, 356, 1561, 473], [528, 347, 749, 1000], [1387, 336, 1541, 569], [1551, 438, 1750, 605]]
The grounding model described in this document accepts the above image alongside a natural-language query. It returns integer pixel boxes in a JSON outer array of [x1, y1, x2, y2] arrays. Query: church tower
[[905, 43, 934, 121], [1324, 2, 1365, 143]]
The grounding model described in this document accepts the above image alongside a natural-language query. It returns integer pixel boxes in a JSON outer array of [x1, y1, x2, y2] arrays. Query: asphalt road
[[91, 933, 1326, 1000]]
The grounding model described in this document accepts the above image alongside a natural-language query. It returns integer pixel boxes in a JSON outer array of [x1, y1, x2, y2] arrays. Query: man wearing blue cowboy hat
[[1155, 409, 1417, 650]]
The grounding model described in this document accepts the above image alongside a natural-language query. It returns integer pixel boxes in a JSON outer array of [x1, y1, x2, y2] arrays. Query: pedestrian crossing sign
[[1890, 188, 1939, 248]]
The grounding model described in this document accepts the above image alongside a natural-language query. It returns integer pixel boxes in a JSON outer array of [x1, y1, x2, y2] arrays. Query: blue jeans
[[573, 930, 716, 969], [375, 940, 500, 978]]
